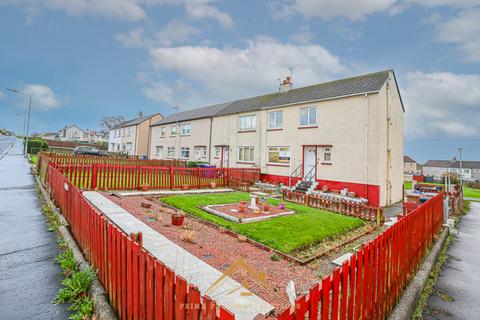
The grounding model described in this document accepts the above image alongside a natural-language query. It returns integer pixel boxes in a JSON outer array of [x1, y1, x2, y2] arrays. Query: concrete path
[[83, 191, 274, 320], [424, 202, 480, 319], [0, 137, 69, 319]]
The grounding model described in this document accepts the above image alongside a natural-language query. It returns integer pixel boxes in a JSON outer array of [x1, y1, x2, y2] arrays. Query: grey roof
[[404, 155, 416, 163], [216, 70, 392, 116], [447, 161, 480, 170], [116, 113, 161, 129], [424, 160, 456, 168], [151, 102, 232, 127], [151, 69, 395, 126]]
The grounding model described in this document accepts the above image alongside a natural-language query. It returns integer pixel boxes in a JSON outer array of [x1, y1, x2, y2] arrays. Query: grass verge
[[38, 187, 95, 320], [160, 192, 365, 254]]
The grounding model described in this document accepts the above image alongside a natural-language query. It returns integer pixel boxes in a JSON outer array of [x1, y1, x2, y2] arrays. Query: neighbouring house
[[423, 160, 480, 182], [58, 125, 106, 143], [149, 103, 230, 161], [404, 155, 420, 174], [148, 70, 404, 207], [108, 112, 163, 157], [39, 132, 60, 140]]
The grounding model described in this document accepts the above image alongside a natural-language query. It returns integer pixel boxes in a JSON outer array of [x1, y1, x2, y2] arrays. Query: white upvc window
[[323, 147, 332, 162], [214, 146, 221, 158], [167, 147, 175, 158], [180, 123, 191, 135], [122, 128, 126, 137], [155, 146, 164, 158], [239, 114, 256, 131], [170, 125, 177, 135], [237, 146, 255, 163], [195, 146, 207, 160], [180, 147, 190, 159], [268, 111, 283, 129], [268, 146, 290, 164], [128, 127, 132, 137], [161, 127, 166, 137], [299, 106, 317, 126], [116, 129, 120, 137]]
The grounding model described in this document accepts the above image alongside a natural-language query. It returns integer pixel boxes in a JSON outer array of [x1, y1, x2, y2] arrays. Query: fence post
[[91, 164, 98, 189], [170, 166, 174, 190], [137, 166, 141, 190]]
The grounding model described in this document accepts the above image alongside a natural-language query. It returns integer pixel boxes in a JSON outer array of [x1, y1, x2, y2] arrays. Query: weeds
[[55, 249, 78, 277]]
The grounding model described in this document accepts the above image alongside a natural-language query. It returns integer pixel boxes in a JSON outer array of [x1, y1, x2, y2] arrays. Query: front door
[[222, 146, 229, 168], [303, 146, 317, 180]]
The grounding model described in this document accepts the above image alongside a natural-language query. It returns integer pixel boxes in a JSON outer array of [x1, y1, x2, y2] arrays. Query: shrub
[[26, 138, 49, 154]]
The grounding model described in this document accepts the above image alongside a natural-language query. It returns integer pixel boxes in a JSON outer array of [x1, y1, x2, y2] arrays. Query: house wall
[[137, 115, 162, 157], [61, 126, 85, 142], [108, 129, 122, 152], [149, 117, 212, 161], [404, 162, 417, 173]]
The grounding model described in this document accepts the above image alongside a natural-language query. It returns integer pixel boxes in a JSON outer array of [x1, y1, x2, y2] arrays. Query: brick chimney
[[279, 76, 293, 93]]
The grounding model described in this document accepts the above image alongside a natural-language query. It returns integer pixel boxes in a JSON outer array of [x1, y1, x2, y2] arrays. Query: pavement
[[83, 191, 275, 320], [0, 136, 69, 319], [424, 201, 480, 319]]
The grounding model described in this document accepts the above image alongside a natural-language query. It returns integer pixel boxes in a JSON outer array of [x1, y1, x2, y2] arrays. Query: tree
[[99, 115, 125, 131]]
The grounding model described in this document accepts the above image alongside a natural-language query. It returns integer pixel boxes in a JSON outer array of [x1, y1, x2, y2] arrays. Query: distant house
[[423, 160, 480, 182], [58, 125, 105, 143], [108, 112, 163, 156], [404, 155, 419, 174], [39, 132, 60, 140]]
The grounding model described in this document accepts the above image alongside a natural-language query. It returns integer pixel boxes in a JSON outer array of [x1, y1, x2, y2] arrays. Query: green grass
[[161, 192, 364, 254], [464, 187, 480, 199], [29, 154, 38, 164]]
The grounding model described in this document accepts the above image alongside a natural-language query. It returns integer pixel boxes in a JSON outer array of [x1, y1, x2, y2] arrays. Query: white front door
[[303, 146, 317, 179], [222, 146, 229, 168], [158, 147, 164, 159]]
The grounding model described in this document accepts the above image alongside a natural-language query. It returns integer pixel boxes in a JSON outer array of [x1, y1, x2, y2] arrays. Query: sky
[[0, 0, 479, 162]]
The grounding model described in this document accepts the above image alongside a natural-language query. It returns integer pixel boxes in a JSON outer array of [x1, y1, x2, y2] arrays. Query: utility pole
[[458, 147, 463, 188], [7, 88, 32, 156]]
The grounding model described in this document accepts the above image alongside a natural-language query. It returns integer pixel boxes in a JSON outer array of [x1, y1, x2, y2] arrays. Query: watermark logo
[[205, 258, 268, 297]]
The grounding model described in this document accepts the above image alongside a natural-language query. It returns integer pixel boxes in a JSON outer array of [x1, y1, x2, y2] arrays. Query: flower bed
[[202, 203, 295, 223]]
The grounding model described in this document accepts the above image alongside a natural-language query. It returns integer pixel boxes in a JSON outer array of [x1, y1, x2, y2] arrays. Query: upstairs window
[[268, 111, 283, 129], [170, 125, 177, 135], [161, 127, 166, 137], [299, 106, 317, 126], [239, 114, 256, 131], [180, 123, 191, 135]]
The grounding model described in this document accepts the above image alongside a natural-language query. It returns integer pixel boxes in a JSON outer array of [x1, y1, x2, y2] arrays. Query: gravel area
[[103, 193, 381, 314], [206, 203, 293, 220]]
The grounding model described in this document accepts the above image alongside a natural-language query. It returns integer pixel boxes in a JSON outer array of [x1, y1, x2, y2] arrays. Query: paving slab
[[116, 188, 233, 197], [83, 191, 274, 320]]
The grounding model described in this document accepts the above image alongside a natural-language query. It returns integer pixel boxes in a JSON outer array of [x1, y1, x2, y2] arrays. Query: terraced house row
[[109, 70, 405, 207]]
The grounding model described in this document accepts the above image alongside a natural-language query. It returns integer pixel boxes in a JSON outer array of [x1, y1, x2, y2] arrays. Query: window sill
[[180, 134, 191, 137], [321, 162, 332, 165], [266, 163, 289, 167], [267, 128, 283, 131], [298, 125, 318, 129], [169, 135, 177, 137], [236, 161, 255, 165], [237, 130, 256, 133]]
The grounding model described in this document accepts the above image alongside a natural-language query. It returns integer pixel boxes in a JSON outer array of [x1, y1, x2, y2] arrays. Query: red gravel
[[207, 203, 293, 220], [104, 194, 320, 313]]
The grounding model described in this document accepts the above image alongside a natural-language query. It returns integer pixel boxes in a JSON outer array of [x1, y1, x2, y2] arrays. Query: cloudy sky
[[0, 0, 479, 162]]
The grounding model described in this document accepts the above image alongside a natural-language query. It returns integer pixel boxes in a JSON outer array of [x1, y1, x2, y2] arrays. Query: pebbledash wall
[[210, 72, 403, 207]]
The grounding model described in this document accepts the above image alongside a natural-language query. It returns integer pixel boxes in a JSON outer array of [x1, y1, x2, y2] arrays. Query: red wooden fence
[[45, 163, 234, 319], [278, 192, 444, 320], [282, 190, 384, 224]]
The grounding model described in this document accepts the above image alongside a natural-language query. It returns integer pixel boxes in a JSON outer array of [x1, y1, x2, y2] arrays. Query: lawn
[[161, 192, 365, 254], [464, 187, 480, 199]]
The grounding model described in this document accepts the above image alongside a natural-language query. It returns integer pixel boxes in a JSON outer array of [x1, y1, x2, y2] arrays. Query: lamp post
[[7, 88, 32, 156], [458, 147, 463, 188]]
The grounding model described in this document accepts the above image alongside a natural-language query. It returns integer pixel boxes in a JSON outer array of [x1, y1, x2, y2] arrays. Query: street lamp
[[458, 147, 463, 187], [7, 88, 32, 156]]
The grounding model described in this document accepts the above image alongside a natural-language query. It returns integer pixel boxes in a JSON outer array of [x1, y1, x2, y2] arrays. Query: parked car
[[73, 146, 108, 156]]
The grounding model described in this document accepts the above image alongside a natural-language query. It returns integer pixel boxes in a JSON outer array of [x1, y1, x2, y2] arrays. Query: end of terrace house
[[143, 69, 404, 207]]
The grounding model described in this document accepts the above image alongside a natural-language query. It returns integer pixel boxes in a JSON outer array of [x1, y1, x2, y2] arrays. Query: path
[[424, 202, 480, 319], [0, 137, 69, 319], [83, 191, 274, 320]]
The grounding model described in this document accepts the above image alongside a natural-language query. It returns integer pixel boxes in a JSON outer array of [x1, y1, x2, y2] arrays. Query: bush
[[26, 138, 49, 154]]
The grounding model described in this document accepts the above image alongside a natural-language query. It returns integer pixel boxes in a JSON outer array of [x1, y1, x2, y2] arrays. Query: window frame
[[267, 146, 290, 165], [214, 146, 221, 159], [237, 146, 255, 163], [180, 123, 191, 135], [167, 147, 175, 158], [238, 114, 257, 131], [268, 111, 283, 129], [170, 125, 177, 136], [323, 147, 332, 162], [161, 127, 166, 137], [155, 146, 164, 158], [180, 147, 190, 159], [299, 106, 317, 127], [194, 146, 207, 160]]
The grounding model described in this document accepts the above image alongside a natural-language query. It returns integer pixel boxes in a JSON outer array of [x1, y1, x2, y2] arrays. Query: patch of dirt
[[206, 203, 293, 220], [103, 193, 384, 314]]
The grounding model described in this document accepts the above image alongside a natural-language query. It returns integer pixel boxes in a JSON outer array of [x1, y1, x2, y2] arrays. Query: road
[[424, 202, 480, 319], [0, 136, 69, 319]]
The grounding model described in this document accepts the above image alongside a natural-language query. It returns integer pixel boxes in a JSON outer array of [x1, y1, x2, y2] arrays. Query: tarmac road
[[424, 202, 480, 319], [0, 137, 69, 319]]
